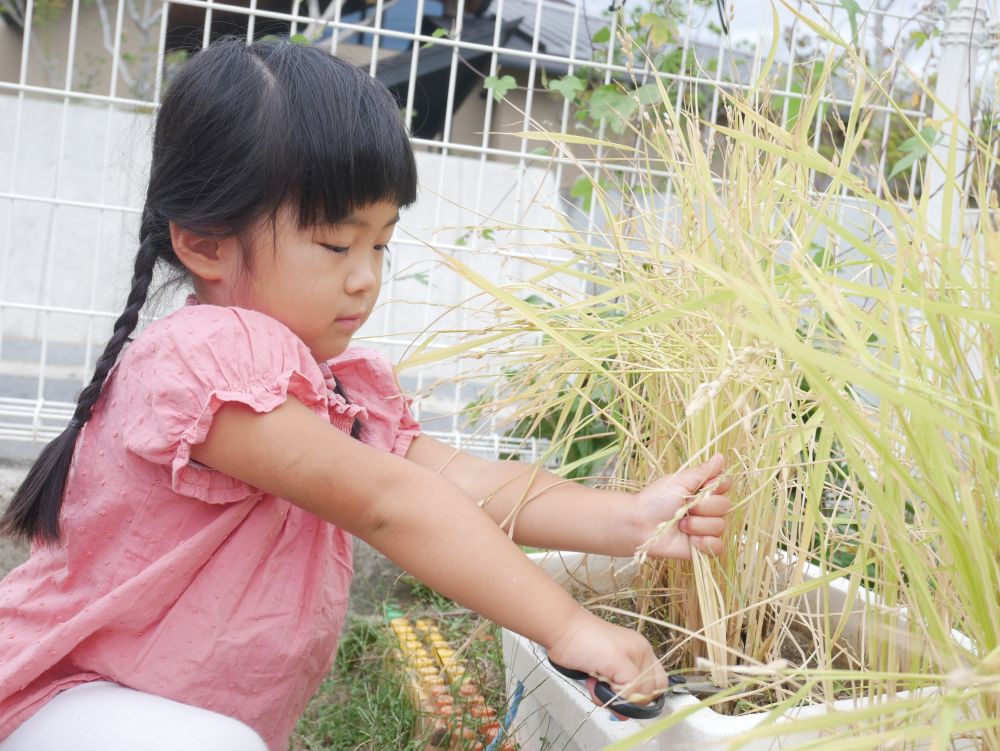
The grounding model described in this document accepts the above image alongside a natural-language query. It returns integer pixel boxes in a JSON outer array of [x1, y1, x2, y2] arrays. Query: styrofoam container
[[502, 551, 975, 751]]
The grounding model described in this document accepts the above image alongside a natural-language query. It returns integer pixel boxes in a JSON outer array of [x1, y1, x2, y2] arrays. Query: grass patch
[[291, 577, 509, 751]]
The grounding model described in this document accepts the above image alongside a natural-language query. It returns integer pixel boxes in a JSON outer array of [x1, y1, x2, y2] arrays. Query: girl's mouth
[[335, 316, 363, 331]]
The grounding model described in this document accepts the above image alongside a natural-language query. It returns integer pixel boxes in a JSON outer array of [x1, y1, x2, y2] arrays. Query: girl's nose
[[345, 257, 378, 294]]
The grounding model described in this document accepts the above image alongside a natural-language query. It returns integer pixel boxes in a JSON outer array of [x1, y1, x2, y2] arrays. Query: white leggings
[[0, 682, 268, 751]]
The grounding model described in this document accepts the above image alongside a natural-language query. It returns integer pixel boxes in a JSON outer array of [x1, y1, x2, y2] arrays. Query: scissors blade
[[668, 673, 724, 695]]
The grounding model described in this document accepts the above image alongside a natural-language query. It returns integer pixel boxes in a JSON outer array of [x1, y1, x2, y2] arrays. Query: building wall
[[447, 67, 637, 195], [2, 12, 598, 358], [1, 8, 155, 98], [0, 23, 22, 83], [0, 89, 567, 345]]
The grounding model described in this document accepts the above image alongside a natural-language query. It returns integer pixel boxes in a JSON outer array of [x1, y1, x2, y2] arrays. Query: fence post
[[925, 0, 989, 244]]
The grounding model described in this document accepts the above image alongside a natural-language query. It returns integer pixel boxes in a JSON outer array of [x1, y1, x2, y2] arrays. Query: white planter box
[[502, 551, 973, 751]]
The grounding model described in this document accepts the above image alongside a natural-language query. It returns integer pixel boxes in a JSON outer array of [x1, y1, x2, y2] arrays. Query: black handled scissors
[[548, 659, 723, 720]]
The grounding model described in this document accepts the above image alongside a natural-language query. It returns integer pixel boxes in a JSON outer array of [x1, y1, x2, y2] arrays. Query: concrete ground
[[0, 461, 410, 616], [0, 462, 30, 580]]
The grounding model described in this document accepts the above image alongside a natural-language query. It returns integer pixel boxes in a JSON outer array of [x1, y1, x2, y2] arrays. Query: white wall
[[0, 92, 151, 348], [0, 91, 570, 393]]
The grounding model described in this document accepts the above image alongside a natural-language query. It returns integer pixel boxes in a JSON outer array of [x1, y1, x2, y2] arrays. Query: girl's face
[[231, 200, 399, 361]]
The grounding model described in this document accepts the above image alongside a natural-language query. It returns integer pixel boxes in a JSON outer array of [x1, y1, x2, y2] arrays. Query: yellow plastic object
[[386, 616, 512, 750]]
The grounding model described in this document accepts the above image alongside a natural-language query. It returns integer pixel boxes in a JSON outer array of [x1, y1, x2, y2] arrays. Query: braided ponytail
[[330, 381, 364, 441], [0, 229, 161, 544]]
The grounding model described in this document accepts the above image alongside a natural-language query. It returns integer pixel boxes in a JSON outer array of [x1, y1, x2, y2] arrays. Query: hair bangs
[[255, 46, 418, 229]]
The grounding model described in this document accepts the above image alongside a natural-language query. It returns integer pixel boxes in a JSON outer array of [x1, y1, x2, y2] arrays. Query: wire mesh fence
[[0, 0, 995, 460]]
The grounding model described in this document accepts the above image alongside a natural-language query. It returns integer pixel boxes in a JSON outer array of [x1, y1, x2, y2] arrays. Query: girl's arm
[[405, 435, 731, 559], [190, 397, 667, 701]]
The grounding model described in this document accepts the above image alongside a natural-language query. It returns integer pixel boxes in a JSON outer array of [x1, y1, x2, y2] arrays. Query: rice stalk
[[402, 11, 1000, 747]]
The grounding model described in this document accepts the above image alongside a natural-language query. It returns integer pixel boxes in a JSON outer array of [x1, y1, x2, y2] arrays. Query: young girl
[[0, 39, 731, 751]]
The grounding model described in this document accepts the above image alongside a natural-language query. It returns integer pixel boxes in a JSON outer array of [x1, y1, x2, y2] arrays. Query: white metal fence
[[0, 0, 995, 461]]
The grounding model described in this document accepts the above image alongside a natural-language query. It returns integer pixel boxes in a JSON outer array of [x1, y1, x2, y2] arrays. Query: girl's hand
[[546, 610, 667, 704], [630, 454, 732, 560]]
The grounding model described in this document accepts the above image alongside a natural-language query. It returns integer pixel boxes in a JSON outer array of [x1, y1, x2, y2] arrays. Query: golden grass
[[402, 14, 1000, 748]]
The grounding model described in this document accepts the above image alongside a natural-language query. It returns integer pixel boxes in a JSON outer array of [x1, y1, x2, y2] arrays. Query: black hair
[[2, 38, 418, 543]]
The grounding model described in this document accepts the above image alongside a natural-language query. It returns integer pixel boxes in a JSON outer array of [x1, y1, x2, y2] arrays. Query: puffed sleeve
[[118, 305, 330, 503], [325, 347, 421, 457]]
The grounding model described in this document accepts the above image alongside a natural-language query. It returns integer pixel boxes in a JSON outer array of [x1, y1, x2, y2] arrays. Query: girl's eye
[[320, 243, 390, 253]]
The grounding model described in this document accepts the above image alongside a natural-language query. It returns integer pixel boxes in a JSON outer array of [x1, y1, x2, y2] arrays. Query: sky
[[569, 0, 1000, 82], [578, 0, 960, 53]]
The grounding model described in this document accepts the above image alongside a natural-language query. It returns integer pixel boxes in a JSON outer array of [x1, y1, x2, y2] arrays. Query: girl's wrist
[[540, 603, 598, 655], [604, 489, 644, 556]]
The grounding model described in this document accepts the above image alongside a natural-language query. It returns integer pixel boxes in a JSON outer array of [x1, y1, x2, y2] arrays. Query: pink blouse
[[0, 302, 420, 750]]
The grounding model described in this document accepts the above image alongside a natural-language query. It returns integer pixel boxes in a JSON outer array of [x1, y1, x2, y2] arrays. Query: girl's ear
[[169, 222, 239, 282]]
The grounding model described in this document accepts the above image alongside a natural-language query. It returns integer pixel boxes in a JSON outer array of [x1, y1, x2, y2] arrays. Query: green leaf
[[483, 74, 517, 102], [522, 294, 553, 308], [591, 26, 611, 44], [639, 12, 675, 46], [290, 33, 309, 44], [589, 84, 637, 133], [900, 126, 937, 153], [811, 245, 834, 268], [889, 126, 937, 178], [774, 79, 803, 126], [887, 151, 921, 180], [635, 82, 662, 106], [164, 49, 190, 67], [422, 26, 449, 48], [840, 0, 860, 41], [548, 74, 585, 101], [655, 48, 684, 75], [910, 30, 928, 49], [480, 228, 495, 241], [570, 175, 595, 211]]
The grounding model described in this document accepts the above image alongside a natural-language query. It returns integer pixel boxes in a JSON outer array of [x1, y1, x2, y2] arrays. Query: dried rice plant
[[402, 10, 1000, 748]]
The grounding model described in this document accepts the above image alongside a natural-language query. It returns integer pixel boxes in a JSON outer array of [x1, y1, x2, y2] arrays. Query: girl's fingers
[[680, 515, 726, 537], [712, 474, 734, 494], [689, 535, 725, 556], [690, 493, 731, 518], [613, 655, 667, 701], [670, 454, 725, 495]]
